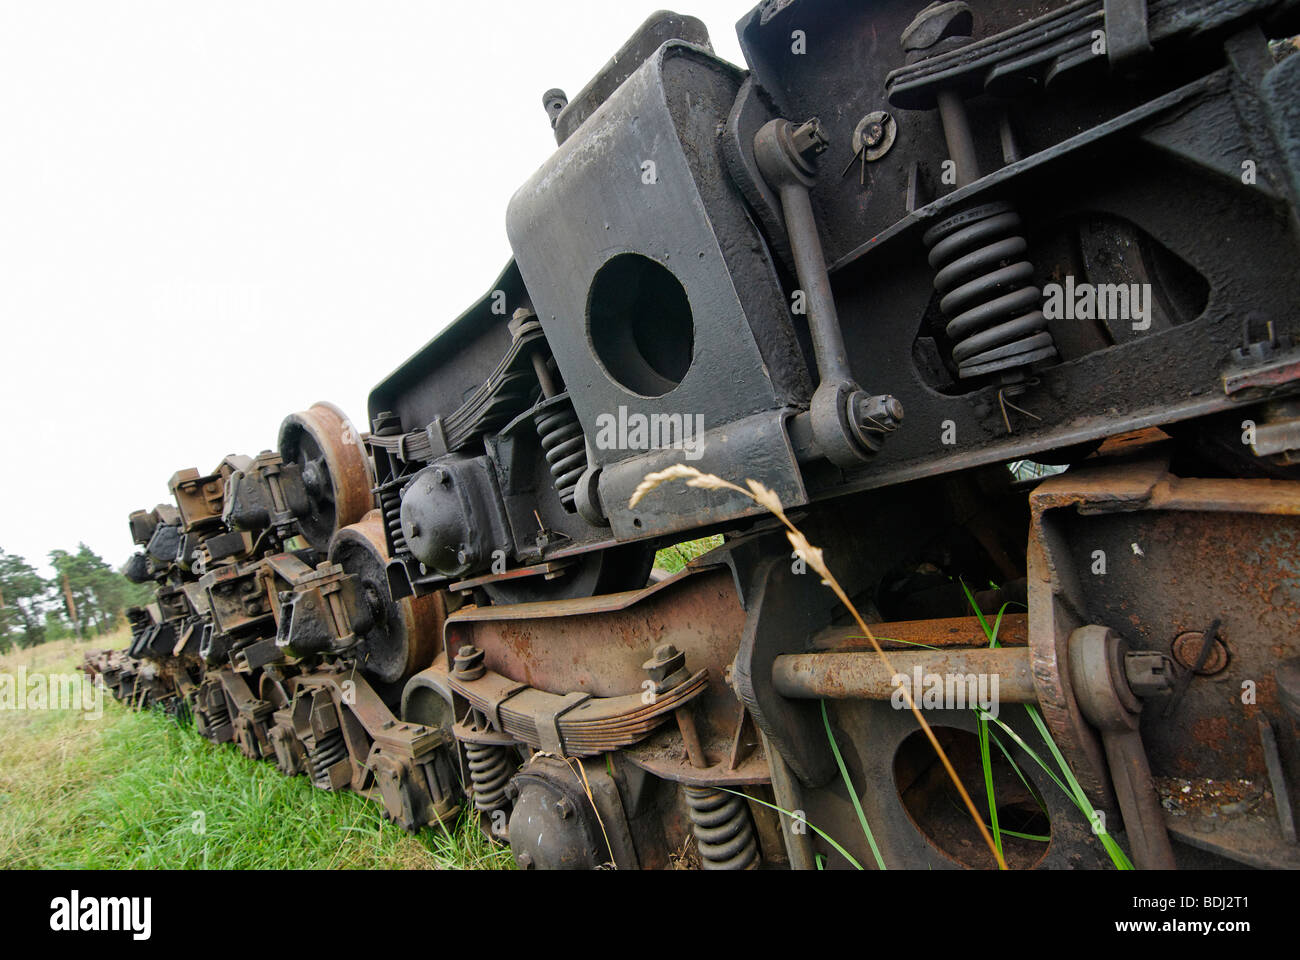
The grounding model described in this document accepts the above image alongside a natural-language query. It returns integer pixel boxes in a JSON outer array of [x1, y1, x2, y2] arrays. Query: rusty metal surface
[[444, 565, 746, 741], [772, 647, 1036, 703], [448, 560, 574, 593], [278, 401, 375, 549], [433, 657, 710, 756], [623, 728, 773, 786], [810, 613, 1029, 651], [330, 509, 443, 682], [1029, 455, 1300, 863]]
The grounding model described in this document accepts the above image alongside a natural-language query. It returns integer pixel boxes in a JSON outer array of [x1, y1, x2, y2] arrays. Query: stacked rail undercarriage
[[84, 0, 1300, 869]]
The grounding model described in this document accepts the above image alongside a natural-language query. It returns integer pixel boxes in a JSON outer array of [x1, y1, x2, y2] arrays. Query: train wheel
[[330, 509, 443, 684], [278, 401, 374, 551]]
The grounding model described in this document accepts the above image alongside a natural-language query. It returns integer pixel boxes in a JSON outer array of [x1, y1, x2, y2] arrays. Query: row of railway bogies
[[84, 401, 756, 868], [86, 403, 467, 836], [79, 394, 1300, 870]]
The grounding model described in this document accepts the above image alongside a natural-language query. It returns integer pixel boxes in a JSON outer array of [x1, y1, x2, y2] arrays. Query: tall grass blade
[[820, 700, 886, 869], [717, 787, 863, 870]]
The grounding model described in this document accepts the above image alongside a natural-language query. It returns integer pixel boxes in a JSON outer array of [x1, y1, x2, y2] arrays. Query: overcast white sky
[[0, 0, 748, 576]]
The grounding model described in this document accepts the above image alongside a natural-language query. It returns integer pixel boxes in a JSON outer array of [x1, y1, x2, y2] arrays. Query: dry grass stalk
[[631, 464, 1008, 870]]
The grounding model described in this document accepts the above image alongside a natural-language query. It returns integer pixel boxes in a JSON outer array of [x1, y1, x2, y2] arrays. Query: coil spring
[[534, 395, 588, 512], [380, 484, 406, 555], [923, 201, 1057, 380], [684, 785, 758, 870], [126, 608, 150, 644], [309, 730, 349, 788], [465, 741, 513, 813], [204, 693, 230, 731]]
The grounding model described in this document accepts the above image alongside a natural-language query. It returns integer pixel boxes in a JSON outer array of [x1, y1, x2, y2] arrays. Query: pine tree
[[0, 548, 49, 651]]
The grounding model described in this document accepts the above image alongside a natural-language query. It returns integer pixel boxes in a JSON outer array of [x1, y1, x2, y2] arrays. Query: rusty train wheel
[[278, 401, 374, 551], [330, 509, 443, 684]]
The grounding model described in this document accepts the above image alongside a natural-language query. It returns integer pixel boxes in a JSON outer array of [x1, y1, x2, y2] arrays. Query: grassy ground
[[1, 545, 724, 869], [654, 535, 724, 574], [0, 631, 510, 869]]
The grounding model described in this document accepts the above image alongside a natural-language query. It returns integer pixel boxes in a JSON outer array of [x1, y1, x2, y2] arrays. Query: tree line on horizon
[[0, 544, 154, 652]]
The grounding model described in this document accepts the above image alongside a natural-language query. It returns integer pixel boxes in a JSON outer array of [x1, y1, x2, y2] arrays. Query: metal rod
[[1102, 728, 1177, 869], [674, 706, 709, 768], [771, 647, 1037, 703], [778, 182, 854, 385], [937, 89, 980, 189], [531, 352, 558, 398], [761, 731, 819, 870]]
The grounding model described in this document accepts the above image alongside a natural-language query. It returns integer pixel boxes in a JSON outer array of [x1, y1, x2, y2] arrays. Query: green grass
[[653, 535, 724, 574], [957, 579, 1134, 870], [820, 700, 886, 869], [0, 634, 510, 869]]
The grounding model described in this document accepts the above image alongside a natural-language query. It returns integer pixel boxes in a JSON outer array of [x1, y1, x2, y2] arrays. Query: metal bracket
[[1104, 0, 1152, 68]]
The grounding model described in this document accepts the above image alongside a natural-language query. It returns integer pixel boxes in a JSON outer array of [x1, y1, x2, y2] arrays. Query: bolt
[[302, 459, 325, 499], [901, 1, 973, 54], [555, 797, 574, 820], [433, 467, 450, 486], [642, 644, 687, 688], [790, 118, 829, 160], [516, 850, 534, 869], [453, 644, 486, 680], [851, 393, 905, 436], [867, 395, 900, 421], [542, 88, 568, 129], [864, 121, 885, 148]]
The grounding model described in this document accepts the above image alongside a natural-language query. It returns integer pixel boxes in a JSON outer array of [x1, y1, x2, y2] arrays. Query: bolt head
[[452, 643, 486, 679], [790, 118, 829, 160], [555, 797, 574, 820], [302, 459, 326, 499]]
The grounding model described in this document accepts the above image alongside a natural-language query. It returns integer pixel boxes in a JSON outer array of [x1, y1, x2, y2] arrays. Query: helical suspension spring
[[379, 483, 406, 555], [308, 729, 349, 788], [465, 740, 513, 814], [684, 785, 759, 870], [923, 201, 1058, 380], [204, 694, 230, 731], [534, 393, 588, 512]]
